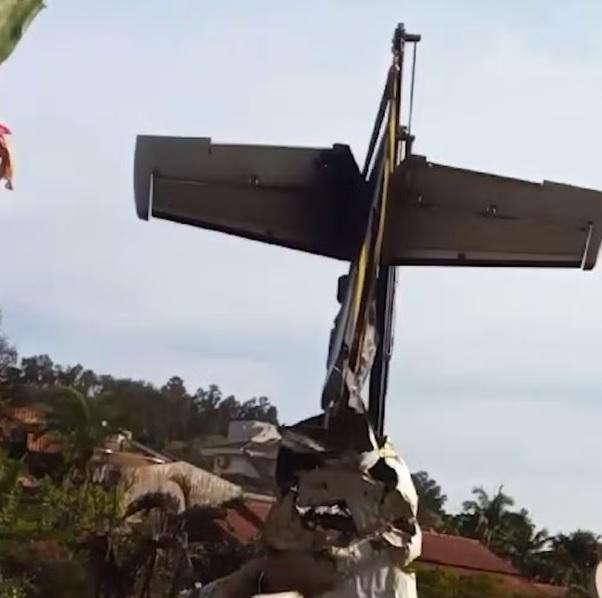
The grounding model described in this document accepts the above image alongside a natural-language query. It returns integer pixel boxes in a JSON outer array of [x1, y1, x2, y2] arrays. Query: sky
[[1, 0, 602, 534]]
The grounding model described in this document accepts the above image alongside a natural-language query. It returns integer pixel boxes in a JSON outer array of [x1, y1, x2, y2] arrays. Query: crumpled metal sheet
[[195, 352, 421, 598], [257, 409, 421, 596]]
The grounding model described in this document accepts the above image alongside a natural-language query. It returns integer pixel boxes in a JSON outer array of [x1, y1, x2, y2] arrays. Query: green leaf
[[0, 0, 44, 67]]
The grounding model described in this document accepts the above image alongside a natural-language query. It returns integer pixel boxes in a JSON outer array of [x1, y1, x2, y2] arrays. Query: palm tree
[[501, 509, 549, 577], [549, 530, 600, 590], [412, 471, 448, 530], [40, 385, 114, 473], [460, 486, 514, 549]]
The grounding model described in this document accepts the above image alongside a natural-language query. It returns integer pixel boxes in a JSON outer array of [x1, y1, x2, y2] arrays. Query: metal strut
[[368, 24, 420, 437]]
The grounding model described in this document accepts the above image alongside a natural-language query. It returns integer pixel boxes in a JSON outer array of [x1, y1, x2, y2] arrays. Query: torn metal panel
[[195, 421, 421, 597], [270, 431, 419, 548], [295, 468, 413, 536], [262, 410, 421, 595], [261, 492, 318, 552]]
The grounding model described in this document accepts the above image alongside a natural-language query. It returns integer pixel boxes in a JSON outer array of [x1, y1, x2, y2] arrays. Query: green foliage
[[0, 0, 44, 67], [458, 486, 515, 548], [547, 530, 600, 589], [6, 349, 279, 450], [0, 312, 17, 390], [412, 470, 448, 529], [40, 386, 114, 471], [39, 476, 126, 539], [0, 571, 27, 598], [500, 510, 549, 579], [416, 568, 540, 598], [0, 448, 124, 596], [0, 449, 125, 550]]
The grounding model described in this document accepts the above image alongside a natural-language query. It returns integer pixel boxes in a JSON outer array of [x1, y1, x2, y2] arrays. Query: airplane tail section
[[135, 137, 602, 271], [134, 135, 365, 261]]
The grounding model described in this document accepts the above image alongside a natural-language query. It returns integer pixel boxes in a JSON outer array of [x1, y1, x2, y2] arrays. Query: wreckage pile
[[197, 405, 421, 597]]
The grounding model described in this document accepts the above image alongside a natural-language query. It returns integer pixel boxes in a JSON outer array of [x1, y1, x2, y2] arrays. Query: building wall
[[214, 454, 259, 480]]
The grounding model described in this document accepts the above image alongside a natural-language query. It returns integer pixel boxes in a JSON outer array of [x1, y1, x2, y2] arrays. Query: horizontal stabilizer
[[134, 135, 364, 260], [134, 136, 602, 270], [386, 157, 602, 269]]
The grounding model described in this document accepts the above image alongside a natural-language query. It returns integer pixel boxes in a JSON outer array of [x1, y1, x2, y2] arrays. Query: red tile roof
[[532, 582, 567, 597], [26, 432, 61, 453], [221, 499, 273, 544], [4, 406, 45, 426], [420, 532, 518, 576]]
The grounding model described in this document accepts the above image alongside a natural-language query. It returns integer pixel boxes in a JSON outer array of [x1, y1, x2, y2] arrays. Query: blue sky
[[1, 0, 602, 534]]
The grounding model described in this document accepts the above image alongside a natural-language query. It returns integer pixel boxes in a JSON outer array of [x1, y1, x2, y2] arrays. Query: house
[[198, 420, 280, 493], [0, 405, 62, 462]]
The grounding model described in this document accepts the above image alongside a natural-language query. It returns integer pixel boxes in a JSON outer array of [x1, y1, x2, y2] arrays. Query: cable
[[407, 42, 418, 138]]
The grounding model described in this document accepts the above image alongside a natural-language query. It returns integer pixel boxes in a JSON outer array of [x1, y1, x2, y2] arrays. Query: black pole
[[368, 24, 419, 437]]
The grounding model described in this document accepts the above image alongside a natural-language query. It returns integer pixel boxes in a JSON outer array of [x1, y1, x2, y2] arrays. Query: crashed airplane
[[133, 24, 602, 598]]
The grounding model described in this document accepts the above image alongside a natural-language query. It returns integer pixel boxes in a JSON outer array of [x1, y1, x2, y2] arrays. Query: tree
[[53, 363, 84, 388], [547, 530, 600, 590], [190, 385, 280, 440], [161, 376, 187, 401], [412, 471, 448, 529], [100, 378, 178, 449], [0, 312, 16, 387], [20, 354, 56, 386], [459, 486, 515, 549], [500, 509, 549, 578], [239, 396, 278, 424], [41, 386, 114, 472], [162, 376, 194, 440], [54, 364, 100, 396], [455, 489, 558, 583], [0, 448, 124, 598]]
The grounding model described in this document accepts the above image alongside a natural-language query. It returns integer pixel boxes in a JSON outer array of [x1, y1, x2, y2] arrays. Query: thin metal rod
[[367, 25, 407, 436], [362, 81, 389, 179], [407, 42, 418, 140], [368, 27, 421, 436]]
